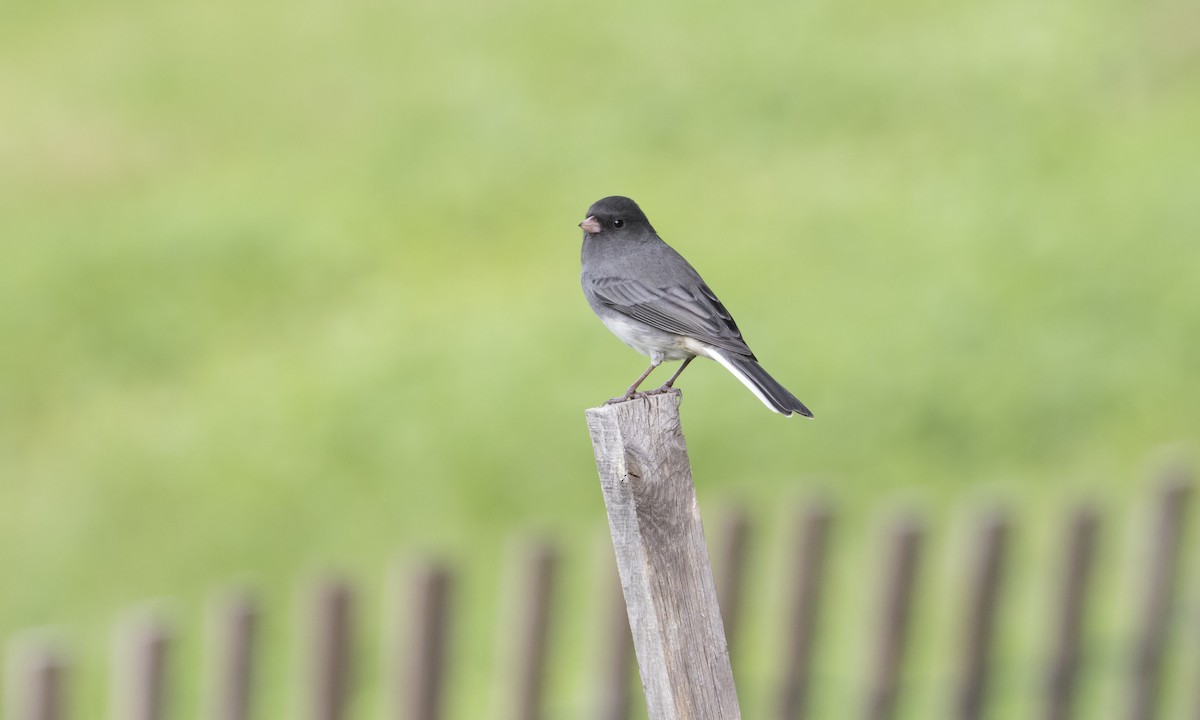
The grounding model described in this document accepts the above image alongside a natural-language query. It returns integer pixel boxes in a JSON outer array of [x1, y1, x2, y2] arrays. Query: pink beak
[[579, 216, 602, 235]]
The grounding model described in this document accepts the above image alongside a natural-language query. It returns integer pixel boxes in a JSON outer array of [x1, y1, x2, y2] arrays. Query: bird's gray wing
[[587, 276, 755, 357]]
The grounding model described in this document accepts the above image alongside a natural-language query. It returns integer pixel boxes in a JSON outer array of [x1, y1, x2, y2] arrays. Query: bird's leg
[[606, 359, 662, 404], [622, 361, 661, 396], [650, 356, 695, 393]]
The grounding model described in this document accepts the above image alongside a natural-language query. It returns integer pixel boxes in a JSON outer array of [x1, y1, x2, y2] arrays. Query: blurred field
[[2, 0, 1199, 715]]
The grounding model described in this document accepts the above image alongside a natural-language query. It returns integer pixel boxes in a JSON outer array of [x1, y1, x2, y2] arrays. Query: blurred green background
[[2, 0, 1199, 716]]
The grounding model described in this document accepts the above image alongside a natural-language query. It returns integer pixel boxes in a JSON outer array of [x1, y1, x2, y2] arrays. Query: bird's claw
[[605, 387, 680, 405], [605, 391, 649, 405]]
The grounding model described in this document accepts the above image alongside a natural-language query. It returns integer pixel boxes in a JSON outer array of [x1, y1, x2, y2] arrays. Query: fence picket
[[865, 516, 923, 720], [1043, 506, 1099, 720], [508, 540, 557, 720], [596, 563, 633, 720], [776, 503, 833, 720], [309, 579, 354, 720], [11, 644, 67, 720], [115, 614, 171, 720], [955, 511, 1009, 720], [716, 508, 752, 657], [210, 592, 257, 720], [400, 562, 453, 720], [1128, 474, 1192, 720]]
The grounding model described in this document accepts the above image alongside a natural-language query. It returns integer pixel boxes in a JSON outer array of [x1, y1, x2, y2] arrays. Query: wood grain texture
[[586, 391, 741, 720]]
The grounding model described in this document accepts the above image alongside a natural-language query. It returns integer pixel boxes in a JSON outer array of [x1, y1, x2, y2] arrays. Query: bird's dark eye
[[613, 219, 624, 228]]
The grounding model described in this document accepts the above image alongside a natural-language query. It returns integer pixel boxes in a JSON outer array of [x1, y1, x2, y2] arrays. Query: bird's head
[[580, 196, 654, 238]]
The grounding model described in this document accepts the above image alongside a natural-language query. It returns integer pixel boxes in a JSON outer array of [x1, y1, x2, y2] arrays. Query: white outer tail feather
[[705, 348, 786, 415]]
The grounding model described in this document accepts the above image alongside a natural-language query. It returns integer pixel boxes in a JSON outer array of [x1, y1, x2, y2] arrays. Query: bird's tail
[[709, 350, 813, 418]]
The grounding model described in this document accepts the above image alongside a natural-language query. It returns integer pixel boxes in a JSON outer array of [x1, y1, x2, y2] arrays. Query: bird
[[579, 195, 813, 417]]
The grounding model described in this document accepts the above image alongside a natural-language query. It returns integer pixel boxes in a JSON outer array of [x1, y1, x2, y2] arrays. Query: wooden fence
[[3, 475, 1196, 720]]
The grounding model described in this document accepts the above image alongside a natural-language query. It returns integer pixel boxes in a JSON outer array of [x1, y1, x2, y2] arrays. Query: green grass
[[2, 0, 1199, 715]]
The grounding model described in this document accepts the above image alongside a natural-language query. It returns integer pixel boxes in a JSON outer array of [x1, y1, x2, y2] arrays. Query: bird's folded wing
[[587, 276, 755, 356]]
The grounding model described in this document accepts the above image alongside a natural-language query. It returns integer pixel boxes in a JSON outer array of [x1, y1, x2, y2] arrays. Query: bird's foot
[[605, 387, 679, 405], [605, 390, 650, 405]]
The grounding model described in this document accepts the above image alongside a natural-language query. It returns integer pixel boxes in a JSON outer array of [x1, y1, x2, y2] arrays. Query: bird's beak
[[579, 216, 601, 235]]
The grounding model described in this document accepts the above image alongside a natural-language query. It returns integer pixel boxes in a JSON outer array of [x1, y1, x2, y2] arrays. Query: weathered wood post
[[6, 639, 68, 720], [114, 612, 172, 720], [586, 390, 741, 720]]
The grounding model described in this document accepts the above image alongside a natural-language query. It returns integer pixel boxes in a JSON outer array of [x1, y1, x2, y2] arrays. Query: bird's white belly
[[600, 314, 696, 362]]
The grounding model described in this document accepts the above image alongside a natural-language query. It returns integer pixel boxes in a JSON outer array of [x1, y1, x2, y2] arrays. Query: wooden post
[[1042, 506, 1098, 720], [399, 562, 453, 720], [114, 613, 171, 720], [8, 642, 68, 720], [776, 503, 833, 720], [586, 391, 741, 720], [715, 508, 752, 658], [864, 516, 923, 720], [309, 578, 354, 720], [954, 511, 1009, 720], [596, 562, 634, 720], [209, 591, 257, 720], [1128, 473, 1191, 720], [506, 540, 557, 720]]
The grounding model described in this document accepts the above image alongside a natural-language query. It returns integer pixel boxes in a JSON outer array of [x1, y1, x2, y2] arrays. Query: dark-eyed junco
[[580, 195, 813, 417]]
